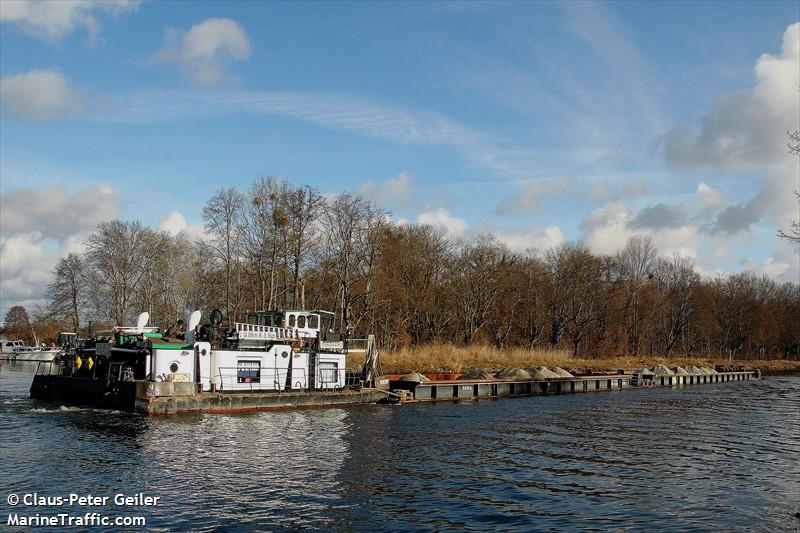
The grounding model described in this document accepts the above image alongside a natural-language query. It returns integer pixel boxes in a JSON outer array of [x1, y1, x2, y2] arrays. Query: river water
[[1, 362, 798, 532]]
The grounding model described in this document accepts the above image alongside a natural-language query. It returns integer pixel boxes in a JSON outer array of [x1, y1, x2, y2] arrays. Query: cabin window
[[298, 315, 306, 328], [247, 314, 257, 325], [288, 314, 296, 327], [309, 315, 319, 329], [237, 360, 261, 383], [319, 362, 338, 385]]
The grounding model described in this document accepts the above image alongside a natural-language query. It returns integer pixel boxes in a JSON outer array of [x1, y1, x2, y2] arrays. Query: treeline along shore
[[8, 176, 798, 369]]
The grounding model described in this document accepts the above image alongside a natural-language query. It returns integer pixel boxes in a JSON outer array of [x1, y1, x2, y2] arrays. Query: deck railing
[[215, 366, 357, 392], [233, 322, 299, 341]]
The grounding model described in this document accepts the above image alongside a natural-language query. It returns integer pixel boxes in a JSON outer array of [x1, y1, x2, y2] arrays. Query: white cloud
[[0, 183, 122, 240], [157, 210, 206, 240], [580, 202, 700, 258], [738, 244, 799, 284], [359, 173, 414, 209], [0, 232, 56, 317], [416, 208, 468, 236], [711, 162, 798, 235], [155, 18, 251, 87], [494, 225, 564, 253], [0, 183, 124, 316], [663, 22, 799, 170], [495, 176, 573, 215], [0, 232, 47, 280], [696, 182, 729, 212], [0, 69, 82, 121], [0, 0, 141, 42], [158, 211, 187, 236]]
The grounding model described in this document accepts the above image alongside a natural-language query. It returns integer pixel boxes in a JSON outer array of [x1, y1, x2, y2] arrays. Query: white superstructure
[[148, 309, 347, 392]]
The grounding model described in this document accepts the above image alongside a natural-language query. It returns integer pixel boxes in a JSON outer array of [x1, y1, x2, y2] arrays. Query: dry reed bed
[[375, 344, 800, 375]]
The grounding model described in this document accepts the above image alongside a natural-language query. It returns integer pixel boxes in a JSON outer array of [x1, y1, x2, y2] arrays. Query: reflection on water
[[1, 361, 798, 531]]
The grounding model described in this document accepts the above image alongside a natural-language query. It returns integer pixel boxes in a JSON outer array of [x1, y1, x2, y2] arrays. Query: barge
[[387, 368, 760, 404]]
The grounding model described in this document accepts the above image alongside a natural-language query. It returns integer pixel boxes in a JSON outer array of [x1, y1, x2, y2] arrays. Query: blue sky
[[1, 0, 799, 315]]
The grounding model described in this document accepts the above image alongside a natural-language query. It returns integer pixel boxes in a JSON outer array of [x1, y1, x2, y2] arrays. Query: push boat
[[30, 309, 387, 414]]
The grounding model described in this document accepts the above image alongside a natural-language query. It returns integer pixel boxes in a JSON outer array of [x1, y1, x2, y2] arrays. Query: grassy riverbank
[[378, 344, 800, 375]]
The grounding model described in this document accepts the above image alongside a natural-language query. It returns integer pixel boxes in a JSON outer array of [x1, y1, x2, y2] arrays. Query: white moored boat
[[0, 339, 62, 362]]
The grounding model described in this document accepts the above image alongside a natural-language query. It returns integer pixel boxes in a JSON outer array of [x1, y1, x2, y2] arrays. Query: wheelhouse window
[[237, 360, 261, 383], [309, 315, 319, 329], [298, 315, 306, 328], [319, 362, 338, 385], [288, 314, 296, 327]]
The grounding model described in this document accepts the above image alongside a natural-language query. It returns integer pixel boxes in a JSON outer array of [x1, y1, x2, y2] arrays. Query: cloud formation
[[0, 69, 82, 121], [710, 165, 797, 235], [580, 202, 701, 259], [157, 210, 206, 239], [629, 203, 687, 230], [660, 22, 800, 241], [493, 225, 564, 253], [663, 22, 799, 170], [359, 173, 414, 209], [416, 207, 468, 236], [0, 183, 122, 240], [155, 18, 252, 87], [0, 183, 122, 316], [0, 0, 141, 42]]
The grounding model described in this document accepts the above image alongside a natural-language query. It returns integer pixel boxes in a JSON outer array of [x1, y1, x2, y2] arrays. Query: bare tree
[[321, 194, 387, 333], [618, 235, 658, 354], [652, 254, 699, 355], [454, 236, 514, 345], [516, 254, 550, 349], [47, 253, 87, 332], [285, 185, 324, 308], [203, 187, 244, 319], [84, 220, 169, 325]]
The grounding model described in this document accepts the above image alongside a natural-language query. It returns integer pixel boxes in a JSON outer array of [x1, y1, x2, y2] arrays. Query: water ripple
[[1, 362, 798, 531]]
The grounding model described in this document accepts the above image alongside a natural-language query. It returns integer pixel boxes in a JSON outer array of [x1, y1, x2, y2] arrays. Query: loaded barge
[[388, 367, 760, 404], [30, 309, 761, 415]]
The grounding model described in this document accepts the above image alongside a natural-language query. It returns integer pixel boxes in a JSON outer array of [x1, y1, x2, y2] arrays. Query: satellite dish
[[187, 310, 202, 332], [210, 308, 223, 327], [136, 312, 149, 333]]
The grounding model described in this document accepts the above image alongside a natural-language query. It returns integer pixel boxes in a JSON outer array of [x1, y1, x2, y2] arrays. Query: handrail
[[233, 322, 299, 341], [213, 366, 355, 392], [216, 366, 309, 392]]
